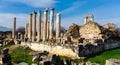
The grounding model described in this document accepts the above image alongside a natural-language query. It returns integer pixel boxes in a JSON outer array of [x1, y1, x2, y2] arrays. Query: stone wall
[[21, 42, 78, 59], [21, 40, 120, 58], [78, 41, 120, 57]]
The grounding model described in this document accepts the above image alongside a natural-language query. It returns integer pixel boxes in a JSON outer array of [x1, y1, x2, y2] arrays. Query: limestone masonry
[[12, 8, 120, 59]]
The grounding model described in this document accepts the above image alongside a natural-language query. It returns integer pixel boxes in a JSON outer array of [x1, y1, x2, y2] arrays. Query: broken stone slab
[[105, 58, 120, 65]]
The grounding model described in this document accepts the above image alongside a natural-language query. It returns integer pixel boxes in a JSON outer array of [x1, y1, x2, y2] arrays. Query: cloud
[[0, 13, 28, 28], [5, 0, 59, 7], [60, 1, 86, 15]]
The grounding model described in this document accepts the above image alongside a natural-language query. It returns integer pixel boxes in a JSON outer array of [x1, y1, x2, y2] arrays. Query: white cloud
[[5, 0, 59, 7], [0, 13, 28, 28], [60, 1, 86, 15]]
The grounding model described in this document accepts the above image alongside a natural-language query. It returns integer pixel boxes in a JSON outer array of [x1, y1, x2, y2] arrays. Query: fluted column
[[28, 13, 32, 41], [49, 8, 54, 39], [56, 13, 61, 39], [47, 22, 49, 39], [12, 17, 16, 39], [32, 11, 37, 42], [43, 8, 48, 41], [37, 11, 41, 42]]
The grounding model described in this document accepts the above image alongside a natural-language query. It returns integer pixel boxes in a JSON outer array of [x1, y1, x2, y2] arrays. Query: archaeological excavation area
[[0, 8, 120, 65], [11, 8, 120, 58]]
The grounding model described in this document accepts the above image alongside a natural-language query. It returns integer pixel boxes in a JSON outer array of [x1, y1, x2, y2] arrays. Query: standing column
[[90, 15, 94, 21], [25, 23, 29, 38], [32, 11, 37, 42], [41, 22, 43, 40], [43, 8, 48, 41], [84, 16, 87, 24], [12, 17, 16, 39], [28, 13, 32, 41], [49, 8, 54, 39], [47, 22, 49, 39], [37, 11, 41, 42], [56, 13, 61, 39]]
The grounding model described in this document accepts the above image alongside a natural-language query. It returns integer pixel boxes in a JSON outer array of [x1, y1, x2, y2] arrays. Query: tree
[[16, 27, 25, 34]]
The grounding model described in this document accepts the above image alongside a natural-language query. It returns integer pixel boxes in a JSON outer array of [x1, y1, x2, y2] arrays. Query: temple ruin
[[12, 8, 120, 58]]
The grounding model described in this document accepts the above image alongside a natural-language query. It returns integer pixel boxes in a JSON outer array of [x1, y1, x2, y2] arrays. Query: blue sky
[[0, 0, 120, 28]]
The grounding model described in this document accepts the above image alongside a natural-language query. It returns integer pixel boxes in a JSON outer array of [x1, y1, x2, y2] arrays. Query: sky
[[0, 0, 120, 29]]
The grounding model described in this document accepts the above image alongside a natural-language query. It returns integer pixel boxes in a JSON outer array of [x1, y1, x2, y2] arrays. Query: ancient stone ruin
[[11, 8, 120, 60]]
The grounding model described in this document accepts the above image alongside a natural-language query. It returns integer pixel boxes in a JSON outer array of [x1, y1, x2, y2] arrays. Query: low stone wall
[[21, 42, 78, 59], [78, 41, 120, 57]]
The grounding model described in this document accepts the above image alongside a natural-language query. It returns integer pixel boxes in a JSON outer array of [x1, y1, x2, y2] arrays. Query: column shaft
[[43, 8, 48, 41], [49, 8, 54, 39], [37, 11, 41, 42], [28, 14, 32, 41], [12, 17, 16, 39], [32, 11, 37, 42], [56, 13, 61, 39]]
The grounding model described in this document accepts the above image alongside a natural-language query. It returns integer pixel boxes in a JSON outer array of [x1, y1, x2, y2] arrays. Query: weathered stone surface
[[37, 11, 41, 42], [21, 42, 78, 59], [49, 8, 54, 39], [12, 17, 16, 39], [56, 13, 61, 39], [43, 8, 48, 41], [105, 58, 120, 65], [2, 48, 12, 65], [16, 62, 28, 65], [32, 11, 37, 42]]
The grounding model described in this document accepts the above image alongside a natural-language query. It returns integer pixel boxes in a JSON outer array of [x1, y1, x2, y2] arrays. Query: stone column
[[37, 11, 41, 42], [90, 15, 94, 21], [41, 22, 43, 39], [28, 13, 32, 41], [25, 23, 29, 38], [43, 8, 48, 41], [12, 17, 16, 39], [84, 16, 88, 24], [47, 22, 49, 39], [56, 13, 61, 39], [49, 8, 54, 39], [32, 11, 37, 42]]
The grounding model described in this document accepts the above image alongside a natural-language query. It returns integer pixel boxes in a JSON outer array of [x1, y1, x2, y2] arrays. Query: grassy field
[[86, 48, 120, 65], [10, 46, 33, 65]]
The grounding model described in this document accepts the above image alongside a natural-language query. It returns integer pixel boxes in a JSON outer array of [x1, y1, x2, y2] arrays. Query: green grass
[[10, 46, 33, 65], [86, 48, 120, 65]]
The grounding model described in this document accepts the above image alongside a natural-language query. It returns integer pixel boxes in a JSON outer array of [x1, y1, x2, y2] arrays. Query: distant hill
[[0, 26, 12, 31]]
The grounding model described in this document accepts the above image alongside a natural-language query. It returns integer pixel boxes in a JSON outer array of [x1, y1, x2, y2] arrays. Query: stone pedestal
[[49, 8, 54, 39], [12, 17, 16, 39], [56, 13, 61, 39], [43, 8, 48, 41], [32, 11, 37, 42], [37, 11, 41, 42]]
